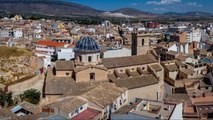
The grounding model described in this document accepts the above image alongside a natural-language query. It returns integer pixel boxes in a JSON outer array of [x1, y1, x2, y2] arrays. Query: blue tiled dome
[[74, 36, 100, 53]]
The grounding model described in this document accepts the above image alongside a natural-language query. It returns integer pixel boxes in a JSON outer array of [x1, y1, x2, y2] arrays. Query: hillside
[[163, 12, 213, 17], [0, 0, 102, 17], [0, 46, 32, 58], [111, 8, 157, 18], [0, 0, 212, 19]]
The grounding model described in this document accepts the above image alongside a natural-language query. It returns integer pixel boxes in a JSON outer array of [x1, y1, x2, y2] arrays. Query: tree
[[0, 91, 6, 107], [20, 89, 41, 104], [0, 91, 13, 107], [6, 92, 13, 106]]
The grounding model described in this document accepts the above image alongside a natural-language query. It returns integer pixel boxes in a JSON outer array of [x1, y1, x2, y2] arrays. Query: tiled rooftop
[[72, 108, 101, 120]]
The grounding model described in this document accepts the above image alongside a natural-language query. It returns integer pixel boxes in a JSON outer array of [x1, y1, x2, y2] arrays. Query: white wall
[[110, 91, 127, 113], [76, 52, 100, 63], [13, 29, 23, 39], [68, 103, 88, 119], [168, 43, 189, 54], [180, 43, 189, 54], [103, 48, 131, 58], [35, 45, 55, 56], [35, 53, 51, 68], [169, 71, 178, 80], [191, 29, 202, 42], [168, 44, 178, 52], [57, 47, 75, 60], [170, 103, 183, 120]]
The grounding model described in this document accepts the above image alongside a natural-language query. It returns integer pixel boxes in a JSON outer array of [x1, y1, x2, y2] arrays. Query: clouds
[[145, 0, 204, 13], [187, 2, 202, 7], [147, 0, 203, 8], [147, 0, 181, 5]]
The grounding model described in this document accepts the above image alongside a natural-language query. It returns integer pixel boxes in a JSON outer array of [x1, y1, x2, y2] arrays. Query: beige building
[[44, 36, 165, 119], [55, 36, 108, 82], [102, 53, 164, 101]]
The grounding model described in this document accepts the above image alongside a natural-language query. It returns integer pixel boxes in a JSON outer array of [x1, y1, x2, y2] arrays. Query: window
[[120, 100, 122, 105], [80, 106, 83, 110], [90, 73, 95, 80], [183, 45, 186, 53], [79, 56, 82, 61], [75, 109, 79, 114], [142, 67, 145, 70], [66, 73, 69, 76], [71, 112, 74, 116], [88, 56, 92, 62], [142, 39, 144, 46], [114, 104, 117, 110]]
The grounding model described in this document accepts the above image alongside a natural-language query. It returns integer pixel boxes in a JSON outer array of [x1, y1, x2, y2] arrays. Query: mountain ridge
[[0, 0, 212, 18]]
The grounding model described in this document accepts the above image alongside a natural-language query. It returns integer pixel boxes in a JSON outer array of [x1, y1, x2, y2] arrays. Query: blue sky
[[64, 0, 213, 13]]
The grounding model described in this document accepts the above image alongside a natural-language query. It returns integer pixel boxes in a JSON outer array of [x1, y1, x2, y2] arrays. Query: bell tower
[[131, 30, 149, 55]]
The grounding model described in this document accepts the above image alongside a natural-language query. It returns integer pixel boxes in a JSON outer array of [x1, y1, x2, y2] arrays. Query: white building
[[35, 40, 69, 67], [167, 42, 189, 54], [102, 20, 111, 27], [13, 28, 23, 39], [187, 28, 202, 43], [86, 28, 96, 33], [0, 29, 12, 37], [57, 45, 75, 60], [138, 27, 146, 31]]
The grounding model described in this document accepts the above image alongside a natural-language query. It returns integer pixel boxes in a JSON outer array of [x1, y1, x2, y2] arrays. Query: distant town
[[0, 3, 213, 120]]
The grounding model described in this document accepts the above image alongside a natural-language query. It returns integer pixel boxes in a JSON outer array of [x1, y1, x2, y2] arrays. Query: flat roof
[[130, 100, 176, 120]]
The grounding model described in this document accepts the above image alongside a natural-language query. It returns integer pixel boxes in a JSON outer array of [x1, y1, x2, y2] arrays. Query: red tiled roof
[[72, 108, 101, 120], [67, 44, 75, 47], [36, 40, 67, 47]]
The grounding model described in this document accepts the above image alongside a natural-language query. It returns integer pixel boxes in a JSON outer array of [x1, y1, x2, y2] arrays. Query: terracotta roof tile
[[36, 40, 68, 47], [112, 74, 159, 89], [102, 53, 158, 69]]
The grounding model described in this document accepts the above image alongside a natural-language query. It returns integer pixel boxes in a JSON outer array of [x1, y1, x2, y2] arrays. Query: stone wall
[[8, 75, 44, 96], [127, 83, 159, 102], [75, 68, 107, 82]]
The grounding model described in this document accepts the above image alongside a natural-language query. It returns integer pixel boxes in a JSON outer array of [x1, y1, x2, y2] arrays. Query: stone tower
[[131, 31, 149, 55]]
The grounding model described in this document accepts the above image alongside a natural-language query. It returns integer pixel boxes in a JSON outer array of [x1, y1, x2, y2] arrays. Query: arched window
[[142, 39, 144, 46], [193, 42, 195, 48]]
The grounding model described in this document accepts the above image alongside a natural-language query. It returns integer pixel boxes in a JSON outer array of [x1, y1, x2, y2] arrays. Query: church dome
[[74, 36, 100, 53]]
